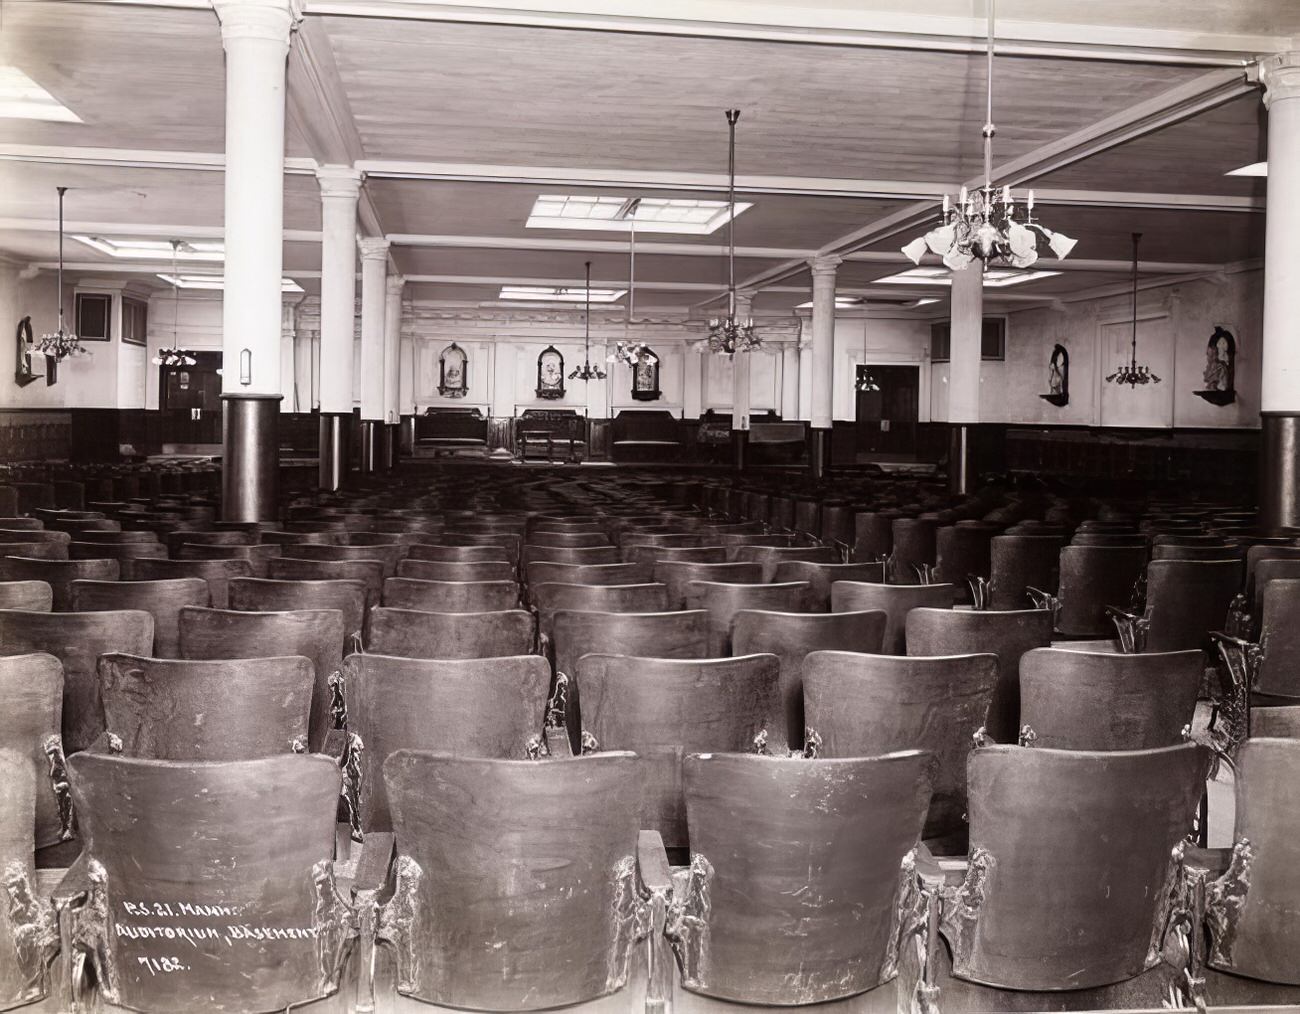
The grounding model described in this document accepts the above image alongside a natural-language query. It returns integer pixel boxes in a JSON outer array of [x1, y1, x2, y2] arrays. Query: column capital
[[386, 274, 406, 295], [212, 0, 301, 48], [315, 164, 364, 199], [359, 237, 391, 261], [808, 255, 843, 277], [1259, 52, 1300, 108]]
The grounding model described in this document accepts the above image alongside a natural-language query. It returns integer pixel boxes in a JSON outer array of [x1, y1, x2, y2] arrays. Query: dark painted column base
[[948, 423, 974, 496], [399, 415, 415, 456], [222, 393, 281, 522], [731, 430, 749, 472], [359, 420, 380, 474], [318, 412, 351, 492], [387, 424, 401, 469], [375, 424, 394, 472], [1261, 413, 1300, 534], [809, 427, 831, 480]]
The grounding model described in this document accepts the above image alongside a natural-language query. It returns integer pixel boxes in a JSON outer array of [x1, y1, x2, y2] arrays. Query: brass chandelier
[[37, 186, 90, 362], [1106, 233, 1161, 387], [705, 109, 760, 355], [568, 261, 608, 382]]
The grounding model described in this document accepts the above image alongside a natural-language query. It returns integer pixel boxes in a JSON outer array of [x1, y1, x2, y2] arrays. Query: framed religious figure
[[1194, 325, 1237, 406], [536, 345, 566, 399], [630, 346, 661, 401], [1039, 343, 1069, 407], [438, 342, 469, 398]]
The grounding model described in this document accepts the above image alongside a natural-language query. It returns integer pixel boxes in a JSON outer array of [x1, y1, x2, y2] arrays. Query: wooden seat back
[[382, 577, 519, 614], [1056, 545, 1147, 636], [131, 557, 253, 609], [396, 558, 515, 583], [988, 534, 1063, 610], [686, 581, 813, 655], [71, 578, 209, 658], [0, 580, 52, 611], [653, 560, 763, 609], [0, 556, 118, 609], [770, 560, 885, 610], [279, 541, 404, 578], [830, 580, 954, 654], [730, 544, 839, 581], [0, 652, 63, 848], [366, 607, 537, 660], [551, 609, 708, 681], [534, 582, 669, 637], [1143, 558, 1242, 653], [267, 556, 384, 609], [407, 544, 509, 564]]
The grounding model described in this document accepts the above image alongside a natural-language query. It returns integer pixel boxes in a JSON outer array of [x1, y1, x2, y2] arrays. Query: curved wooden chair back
[[0, 529, 69, 545], [686, 581, 813, 655], [71, 578, 209, 658], [131, 557, 253, 609], [730, 545, 840, 582], [163, 529, 254, 555], [1252, 555, 1300, 614], [953, 743, 1207, 990], [341, 653, 550, 831], [830, 580, 954, 654], [444, 531, 523, 566], [0, 579, 52, 611], [1207, 738, 1300, 984], [1151, 543, 1241, 562], [626, 544, 726, 570], [0, 556, 118, 609], [177, 606, 344, 751], [523, 544, 621, 568], [732, 609, 887, 748], [804, 650, 997, 841], [935, 524, 996, 601], [1250, 705, 1300, 738], [1056, 545, 1147, 636], [365, 607, 537, 660], [1020, 647, 1202, 750], [0, 652, 63, 848], [577, 653, 781, 849], [527, 531, 611, 548], [228, 576, 367, 646], [1143, 558, 1242, 653], [551, 609, 709, 682], [524, 561, 651, 599], [988, 534, 1063, 610], [653, 560, 762, 609], [1251, 577, 1300, 698], [1071, 532, 1148, 548], [906, 607, 1053, 744], [715, 534, 798, 557], [381, 752, 642, 1010], [677, 751, 933, 1005], [98, 653, 312, 759], [770, 560, 885, 610], [176, 542, 282, 579], [0, 541, 66, 562], [67, 539, 167, 571], [0, 609, 152, 752], [267, 556, 384, 609], [278, 541, 404, 578], [889, 517, 938, 585], [617, 531, 702, 553], [260, 529, 340, 547], [407, 544, 509, 564], [534, 582, 670, 638], [66, 753, 347, 1012], [381, 577, 518, 614], [1244, 544, 1300, 598], [396, 558, 515, 583]]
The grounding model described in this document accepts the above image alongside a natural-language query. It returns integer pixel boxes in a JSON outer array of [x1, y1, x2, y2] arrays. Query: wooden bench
[[516, 408, 586, 463], [610, 409, 683, 463], [414, 408, 488, 457]]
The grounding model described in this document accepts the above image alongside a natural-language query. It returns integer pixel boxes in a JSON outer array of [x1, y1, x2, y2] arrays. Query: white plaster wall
[[1, 269, 66, 410]]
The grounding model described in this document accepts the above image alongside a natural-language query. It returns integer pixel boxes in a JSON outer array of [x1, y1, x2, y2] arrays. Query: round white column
[[315, 166, 362, 414], [947, 259, 984, 493], [211, 0, 297, 520], [1259, 53, 1300, 529], [382, 273, 405, 467], [358, 237, 389, 472], [808, 256, 841, 477], [781, 342, 800, 420]]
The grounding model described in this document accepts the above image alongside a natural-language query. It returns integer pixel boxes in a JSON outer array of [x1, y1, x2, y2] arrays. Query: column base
[[221, 393, 281, 522], [375, 424, 394, 472], [399, 415, 415, 456], [948, 424, 974, 496], [731, 430, 749, 472], [809, 427, 831, 480], [1261, 413, 1300, 533], [318, 412, 352, 491], [359, 420, 381, 474]]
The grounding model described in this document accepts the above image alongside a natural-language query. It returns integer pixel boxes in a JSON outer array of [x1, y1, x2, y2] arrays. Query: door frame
[[841, 349, 930, 423]]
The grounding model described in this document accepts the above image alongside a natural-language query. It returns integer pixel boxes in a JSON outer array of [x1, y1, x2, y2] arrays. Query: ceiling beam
[[726, 64, 1260, 299], [0, 219, 321, 243]]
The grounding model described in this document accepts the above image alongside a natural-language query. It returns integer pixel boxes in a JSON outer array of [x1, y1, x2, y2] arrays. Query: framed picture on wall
[[630, 346, 661, 401], [536, 345, 566, 399], [75, 292, 113, 342], [438, 342, 469, 397], [122, 296, 148, 347]]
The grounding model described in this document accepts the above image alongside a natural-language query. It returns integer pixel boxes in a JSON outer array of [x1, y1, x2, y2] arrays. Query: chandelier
[[153, 348, 197, 368], [1107, 233, 1160, 387], [900, 0, 1076, 272], [706, 109, 760, 355], [568, 261, 607, 382], [37, 186, 89, 362], [152, 241, 197, 369], [610, 201, 652, 367]]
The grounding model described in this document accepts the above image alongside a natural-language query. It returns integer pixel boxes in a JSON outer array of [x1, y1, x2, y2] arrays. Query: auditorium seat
[[0, 579, 52, 610], [382, 576, 519, 613], [228, 576, 367, 653], [268, 556, 384, 609], [97, 653, 313, 757], [934, 523, 997, 603], [770, 560, 885, 611], [365, 606, 537, 660], [652, 560, 763, 609], [1107, 558, 1241, 654], [279, 541, 405, 578], [407, 543, 510, 564], [625, 544, 726, 570], [730, 544, 840, 581], [889, 517, 938, 584], [732, 609, 887, 748], [524, 560, 652, 598], [0, 651, 65, 848], [1043, 544, 1147, 638], [397, 558, 515, 583], [534, 582, 671, 641], [70, 577, 209, 658], [338, 653, 550, 831], [685, 580, 813, 655], [804, 649, 997, 848], [830, 581, 954, 654], [177, 541, 283, 579], [131, 557, 253, 609], [0, 540, 67, 561], [0, 556, 118, 610], [986, 534, 1063, 610]]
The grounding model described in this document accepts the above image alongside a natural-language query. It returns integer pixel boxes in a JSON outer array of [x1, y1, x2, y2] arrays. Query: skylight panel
[[1225, 162, 1267, 177], [158, 273, 303, 293], [526, 195, 751, 235], [0, 67, 81, 123], [75, 236, 225, 262], [872, 267, 1060, 288], [498, 285, 626, 303]]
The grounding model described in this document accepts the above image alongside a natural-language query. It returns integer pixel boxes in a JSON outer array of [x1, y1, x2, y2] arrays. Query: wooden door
[[160, 351, 223, 445], [855, 365, 919, 457]]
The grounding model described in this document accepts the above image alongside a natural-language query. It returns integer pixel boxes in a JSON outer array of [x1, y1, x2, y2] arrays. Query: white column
[[383, 274, 404, 424], [398, 328, 415, 417], [808, 256, 841, 430], [1261, 53, 1300, 414], [798, 340, 813, 421], [212, 0, 296, 397], [683, 341, 704, 419], [781, 342, 800, 420], [731, 290, 755, 432], [279, 298, 297, 411], [315, 165, 362, 415], [358, 238, 389, 422], [948, 260, 984, 424]]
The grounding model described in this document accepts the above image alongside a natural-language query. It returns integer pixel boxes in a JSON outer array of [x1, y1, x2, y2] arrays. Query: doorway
[[855, 364, 919, 459], [160, 351, 223, 447]]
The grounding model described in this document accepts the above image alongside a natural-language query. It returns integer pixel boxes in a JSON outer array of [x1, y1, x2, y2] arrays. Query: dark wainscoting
[[0, 410, 73, 463]]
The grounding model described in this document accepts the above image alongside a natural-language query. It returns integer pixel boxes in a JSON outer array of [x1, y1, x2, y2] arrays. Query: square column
[[948, 259, 984, 494]]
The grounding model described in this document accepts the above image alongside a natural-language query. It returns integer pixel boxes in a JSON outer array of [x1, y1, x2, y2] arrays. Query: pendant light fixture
[[1106, 232, 1160, 387], [36, 186, 89, 362], [153, 240, 197, 368], [705, 109, 760, 355], [900, 0, 1076, 271], [610, 199, 651, 367], [855, 304, 880, 392], [568, 261, 607, 382]]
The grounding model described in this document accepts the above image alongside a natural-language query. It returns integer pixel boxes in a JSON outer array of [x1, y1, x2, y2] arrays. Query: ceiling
[[0, 0, 1280, 316]]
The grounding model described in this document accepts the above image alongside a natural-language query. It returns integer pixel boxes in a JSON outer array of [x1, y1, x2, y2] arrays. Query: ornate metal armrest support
[[1223, 593, 1253, 640], [912, 848, 993, 1012], [1163, 843, 1209, 1014], [968, 575, 991, 610], [1025, 586, 1060, 626], [347, 630, 365, 656], [1106, 604, 1149, 654], [637, 830, 675, 1013], [323, 728, 365, 844], [50, 855, 97, 1014], [537, 628, 552, 661], [544, 725, 573, 758], [354, 840, 419, 1014], [41, 734, 75, 843], [1208, 632, 1260, 775], [913, 562, 936, 585], [831, 539, 851, 564]]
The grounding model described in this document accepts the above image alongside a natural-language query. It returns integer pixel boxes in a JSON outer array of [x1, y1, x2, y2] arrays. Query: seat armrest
[[51, 853, 93, 909], [352, 832, 395, 897], [637, 831, 673, 896], [544, 726, 573, 758], [1184, 845, 1231, 878], [636, 829, 674, 1013], [321, 728, 349, 764]]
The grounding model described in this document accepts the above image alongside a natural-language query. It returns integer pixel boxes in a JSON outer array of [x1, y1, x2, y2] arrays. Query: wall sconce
[[239, 348, 252, 386]]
